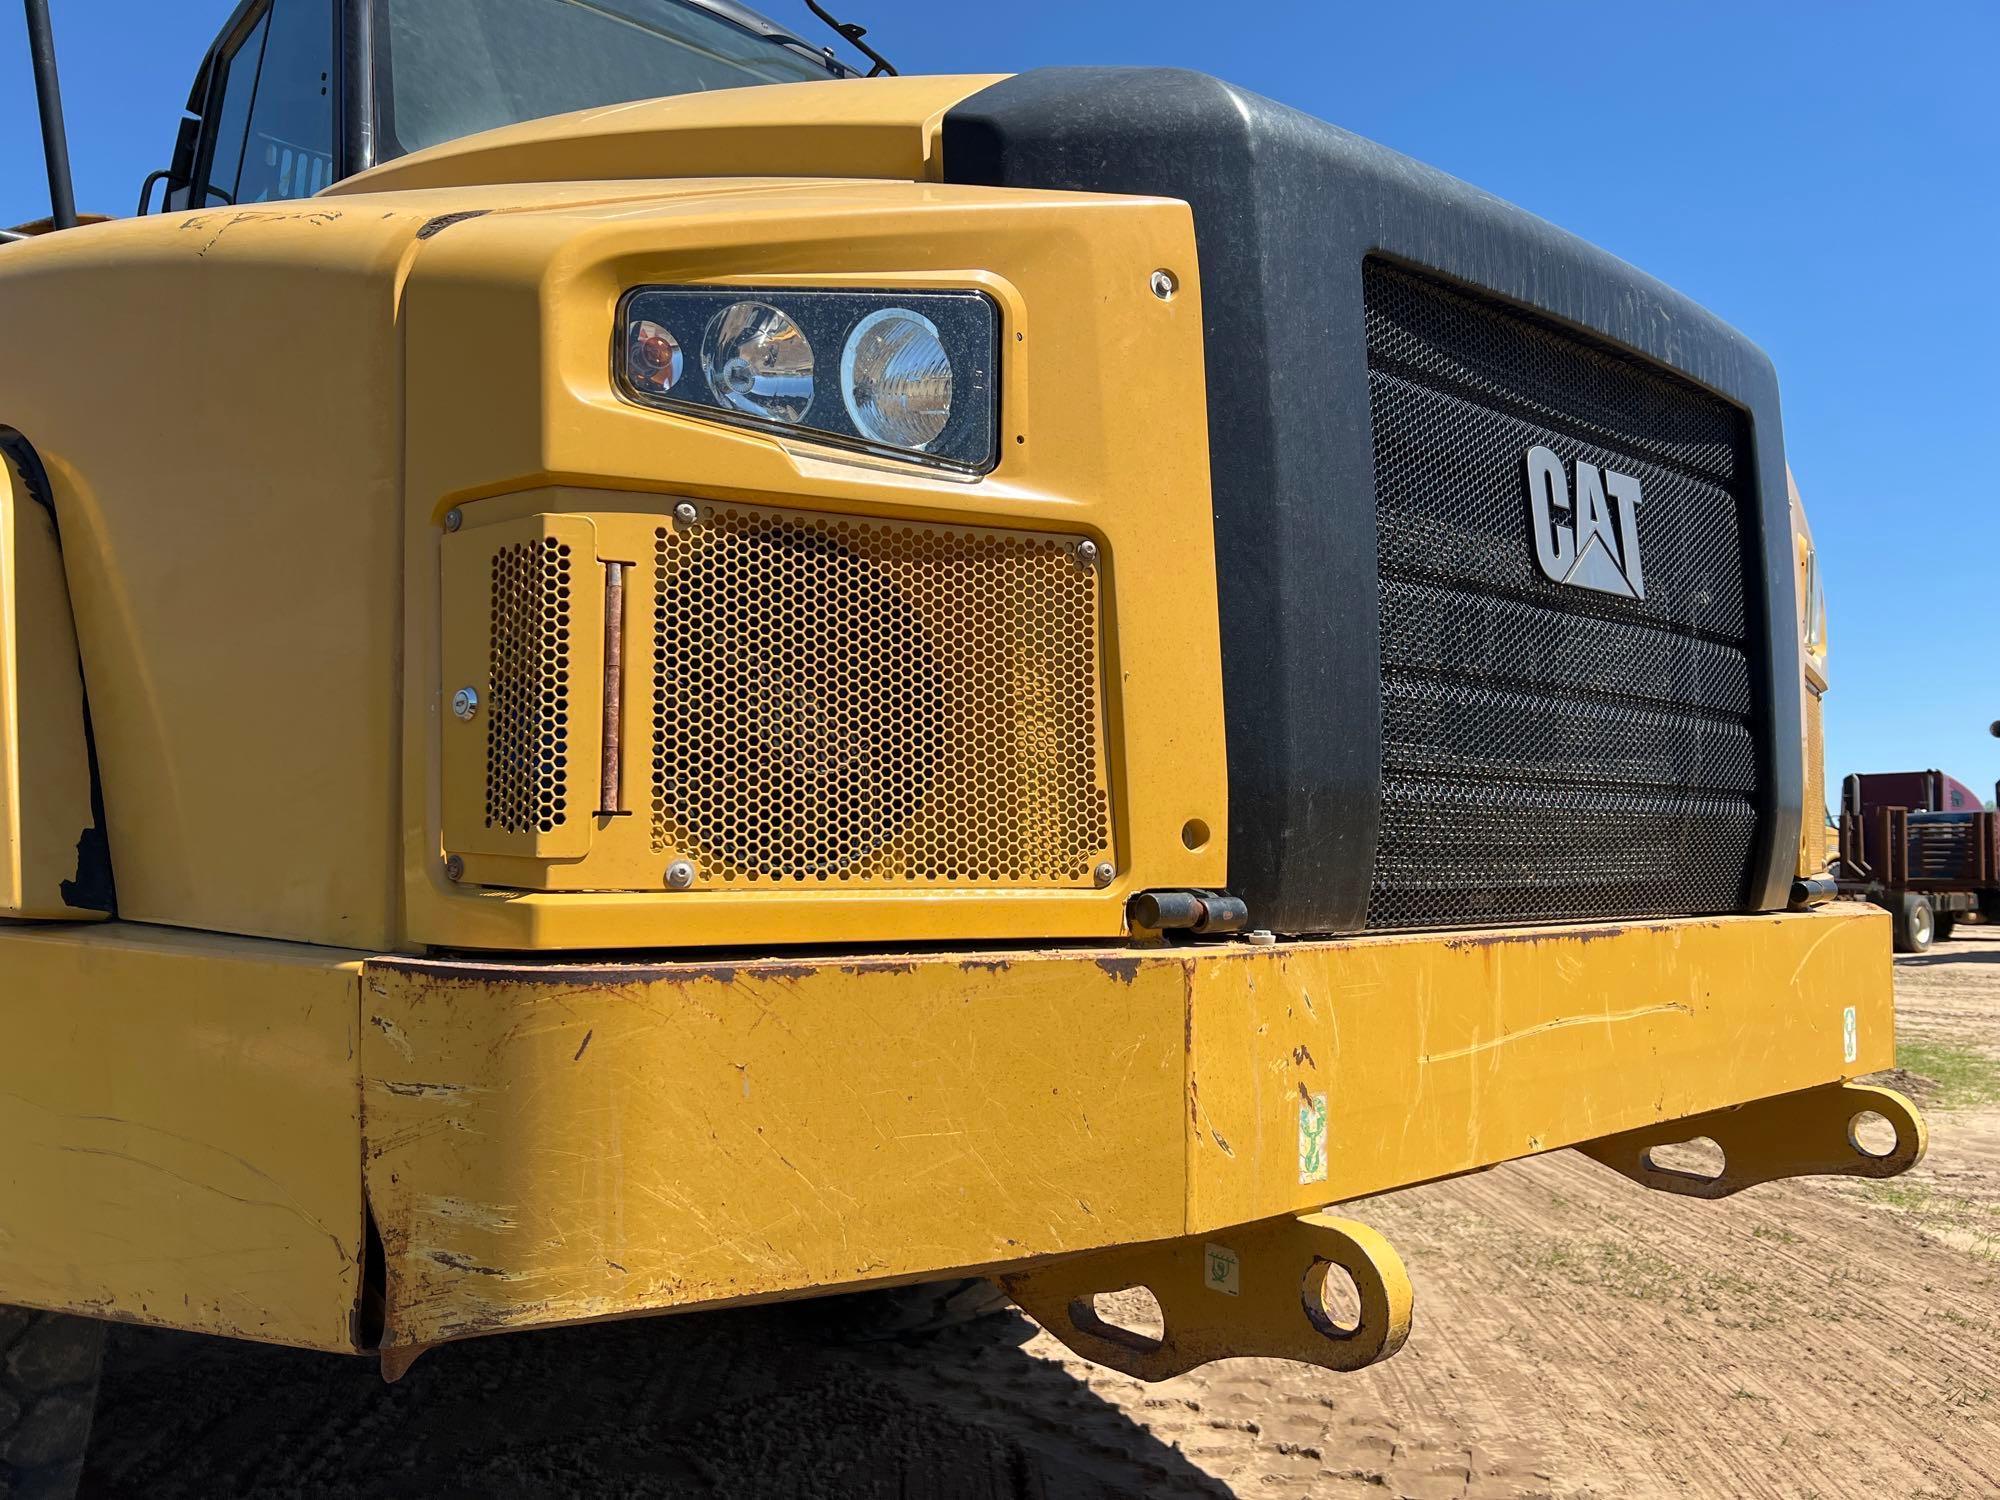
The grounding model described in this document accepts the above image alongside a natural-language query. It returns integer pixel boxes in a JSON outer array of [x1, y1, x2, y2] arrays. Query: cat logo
[[1523, 445, 1645, 600]]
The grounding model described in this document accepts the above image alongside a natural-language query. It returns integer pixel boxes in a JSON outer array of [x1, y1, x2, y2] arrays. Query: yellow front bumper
[[0, 906, 1904, 1355]]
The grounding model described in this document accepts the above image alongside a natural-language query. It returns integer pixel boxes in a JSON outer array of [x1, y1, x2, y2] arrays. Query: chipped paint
[[415, 208, 492, 239], [352, 908, 1895, 1350], [372, 1079, 470, 1100]]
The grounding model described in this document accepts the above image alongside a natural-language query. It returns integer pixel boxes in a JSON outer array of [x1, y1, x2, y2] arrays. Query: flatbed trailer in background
[[1837, 769, 2000, 951]]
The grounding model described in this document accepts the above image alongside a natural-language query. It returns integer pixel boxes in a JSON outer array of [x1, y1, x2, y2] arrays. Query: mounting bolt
[[444, 508, 463, 533], [444, 854, 465, 883], [1076, 540, 1099, 568], [666, 860, 695, 889], [674, 502, 699, 526], [1094, 861, 1116, 887], [451, 687, 479, 720], [1242, 929, 1277, 946], [1149, 269, 1178, 301]]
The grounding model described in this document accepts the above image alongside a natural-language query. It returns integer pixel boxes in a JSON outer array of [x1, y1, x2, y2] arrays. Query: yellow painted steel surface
[[0, 461, 99, 919], [327, 76, 1005, 197], [0, 83, 1225, 953], [0, 206, 419, 949], [0, 923, 365, 1350], [1181, 906, 1892, 1231], [361, 905, 1893, 1349], [397, 181, 1225, 949]]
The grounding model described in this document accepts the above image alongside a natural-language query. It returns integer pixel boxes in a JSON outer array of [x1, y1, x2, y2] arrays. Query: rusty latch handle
[[600, 560, 626, 816]]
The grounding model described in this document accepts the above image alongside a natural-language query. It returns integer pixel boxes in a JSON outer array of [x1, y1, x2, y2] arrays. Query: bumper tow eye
[[1578, 1081, 1927, 1199], [999, 1211, 1413, 1381]]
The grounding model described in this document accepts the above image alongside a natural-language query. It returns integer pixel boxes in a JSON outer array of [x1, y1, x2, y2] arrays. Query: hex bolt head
[[451, 687, 480, 721], [1149, 269, 1178, 301], [666, 860, 696, 889], [1243, 929, 1277, 946], [1094, 861, 1116, 887], [444, 508, 463, 533], [444, 854, 465, 883], [1076, 540, 1099, 568], [674, 502, 699, 526]]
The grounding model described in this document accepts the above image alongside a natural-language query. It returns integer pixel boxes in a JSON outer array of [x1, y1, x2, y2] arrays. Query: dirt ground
[[77, 925, 2000, 1499]]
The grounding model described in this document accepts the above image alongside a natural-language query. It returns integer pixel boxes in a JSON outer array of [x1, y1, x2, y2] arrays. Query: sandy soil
[[78, 929, 2000, 1499]]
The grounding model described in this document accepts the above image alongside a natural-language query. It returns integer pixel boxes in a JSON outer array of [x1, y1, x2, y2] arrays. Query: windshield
[[375, 0, 842, 160]]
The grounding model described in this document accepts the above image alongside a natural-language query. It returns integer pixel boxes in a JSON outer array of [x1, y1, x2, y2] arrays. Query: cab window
[[377, 0, 838, 160], [197, 0, 335, 206], [197, 9, 270, 205]]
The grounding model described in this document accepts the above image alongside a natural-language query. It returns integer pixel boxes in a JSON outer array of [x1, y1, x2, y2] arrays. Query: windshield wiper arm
[[804, 0, 897, 76]]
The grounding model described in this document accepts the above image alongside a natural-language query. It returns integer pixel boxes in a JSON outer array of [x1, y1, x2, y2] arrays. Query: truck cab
[[146, 0, 852, 217], [1, 0, 1924, 1466]]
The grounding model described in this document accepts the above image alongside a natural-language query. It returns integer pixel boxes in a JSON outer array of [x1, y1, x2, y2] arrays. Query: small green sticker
[[1298, 1092, 1329, 1185], [1204, 1243, 1240, 1296]]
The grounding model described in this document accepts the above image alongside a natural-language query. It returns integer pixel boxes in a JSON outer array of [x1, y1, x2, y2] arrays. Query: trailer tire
[[0, 1307, 103, 1500], [1893, 893, 1935, 954]]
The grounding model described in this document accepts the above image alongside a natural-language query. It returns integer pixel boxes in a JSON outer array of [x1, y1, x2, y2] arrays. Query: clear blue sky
[[4, 1, 1995, 808]]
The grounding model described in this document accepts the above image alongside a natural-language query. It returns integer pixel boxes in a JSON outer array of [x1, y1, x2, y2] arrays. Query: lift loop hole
[[1302, 1257, 1364, 1339], [1642, 1136, 1727, 1182], [1066, 1285, 1165, 1356], [1847, 1109, 1898, 1159]]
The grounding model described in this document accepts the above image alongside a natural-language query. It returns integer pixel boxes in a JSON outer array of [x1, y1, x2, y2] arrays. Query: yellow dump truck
[[1, 0, 1921, 1488]]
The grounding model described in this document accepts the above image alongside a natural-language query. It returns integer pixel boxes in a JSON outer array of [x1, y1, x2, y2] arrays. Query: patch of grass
[[1866, 1178, 2000, 1259], [1512, 1235, 1764, 1310], [1871, 1181, 1937, 1213], [1896, 1040, 2000, 1109]]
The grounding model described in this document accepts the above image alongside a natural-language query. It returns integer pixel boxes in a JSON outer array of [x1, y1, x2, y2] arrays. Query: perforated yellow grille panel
[[441, 512, 600, 870], [650, 505, 1111, 886], [485, 537, 575, 835]]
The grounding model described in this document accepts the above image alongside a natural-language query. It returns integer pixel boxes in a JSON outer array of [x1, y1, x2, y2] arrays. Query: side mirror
[[140, 115, 204, 216], [136, 169, 180, 216]]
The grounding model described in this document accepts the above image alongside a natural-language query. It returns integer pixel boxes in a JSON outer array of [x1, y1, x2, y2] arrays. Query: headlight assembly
[[618, 287, 999, 472]]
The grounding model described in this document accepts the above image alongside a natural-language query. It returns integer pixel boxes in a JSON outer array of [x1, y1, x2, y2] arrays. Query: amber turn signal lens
[[627, 320, 683, 394]]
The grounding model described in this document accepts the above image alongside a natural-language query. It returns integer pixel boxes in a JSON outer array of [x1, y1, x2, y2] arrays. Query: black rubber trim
[[0, 427, 117, 915], [942, 68, 1799, 930]]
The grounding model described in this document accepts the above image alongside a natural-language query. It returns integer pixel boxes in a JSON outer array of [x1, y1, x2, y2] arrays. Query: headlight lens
[[842, 307, 952, 450], [702, 301, 814, 424], [618, 287, 999, 471]]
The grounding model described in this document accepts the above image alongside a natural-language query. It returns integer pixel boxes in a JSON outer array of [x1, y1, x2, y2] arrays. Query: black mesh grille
[[1364, 259, 1763, 929]]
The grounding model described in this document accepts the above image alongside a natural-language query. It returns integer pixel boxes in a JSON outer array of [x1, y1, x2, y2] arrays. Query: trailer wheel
[[0, 1307, 103, 1500], [1893, 893, 1935, 954]]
